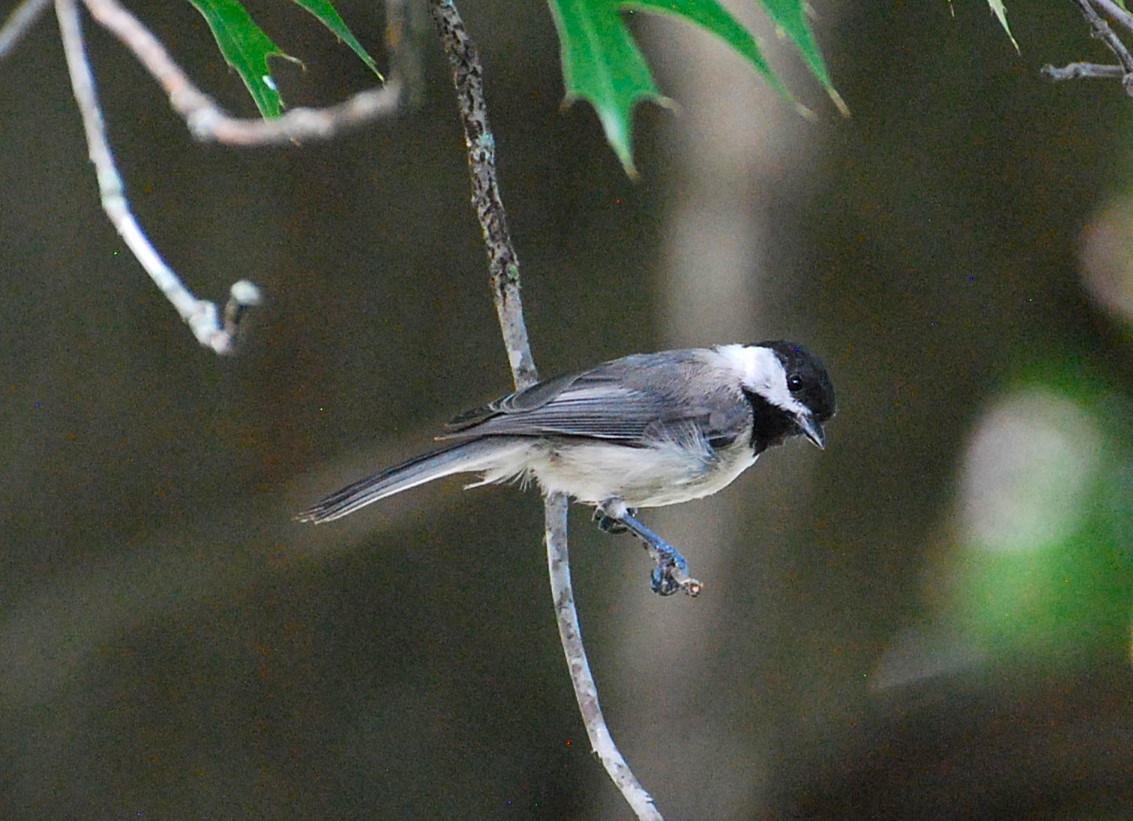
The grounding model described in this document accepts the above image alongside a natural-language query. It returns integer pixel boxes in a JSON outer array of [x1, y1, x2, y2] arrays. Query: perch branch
[[428, 0, 660, 817], [55, 0, 260, 354], [545, 493, 663, 820], [0, 0, 51, 58], [78, 0, 405, 146]]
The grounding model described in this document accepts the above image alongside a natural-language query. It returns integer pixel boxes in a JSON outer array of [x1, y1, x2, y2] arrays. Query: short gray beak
[[796, 414, 826, 450]]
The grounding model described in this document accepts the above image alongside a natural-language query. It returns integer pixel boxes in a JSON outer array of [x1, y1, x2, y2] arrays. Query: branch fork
[[1044, 0, 1133, 97], [2, 0, 413, 353]]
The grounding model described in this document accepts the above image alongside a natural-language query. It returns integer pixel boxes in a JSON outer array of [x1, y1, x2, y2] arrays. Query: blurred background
[[2, 0, 1132, 817]]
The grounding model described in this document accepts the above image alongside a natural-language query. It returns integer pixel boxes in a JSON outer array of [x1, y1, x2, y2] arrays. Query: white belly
[[475, 438, 758, 508]]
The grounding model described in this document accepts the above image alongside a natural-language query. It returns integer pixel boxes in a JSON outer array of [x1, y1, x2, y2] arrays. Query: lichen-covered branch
[[428, 0, 537, 389]]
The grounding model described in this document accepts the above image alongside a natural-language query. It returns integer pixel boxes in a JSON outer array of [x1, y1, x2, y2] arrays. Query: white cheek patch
[[715, 344, 808, 416]]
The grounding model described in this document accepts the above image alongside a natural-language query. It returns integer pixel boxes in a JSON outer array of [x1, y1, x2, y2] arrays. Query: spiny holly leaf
[[548, 0, 839, 175], [188, 0, 300, 118], [760, 0, 847, 114], [549, 0, 662, 175], [190, 0, 382, 119], [985, 0, 1019, 52], [291, 0, 384, 80]]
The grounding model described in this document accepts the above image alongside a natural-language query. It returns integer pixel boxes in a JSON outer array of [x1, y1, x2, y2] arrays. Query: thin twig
[[79, 0, 404, 146], [1093, 0, 1133, 37], [0, 0, 51, 58], [55, 0, 260, 354], [1047, 1, 1133, 96], [544, 493, 664, 821], [1076, 0, 1133, 73], [1041, 61, 1125, 81], [427, 0, 660, 817]]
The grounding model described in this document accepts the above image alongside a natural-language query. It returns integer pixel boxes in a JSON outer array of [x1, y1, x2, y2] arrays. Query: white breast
[[470, 437, 758, 508]]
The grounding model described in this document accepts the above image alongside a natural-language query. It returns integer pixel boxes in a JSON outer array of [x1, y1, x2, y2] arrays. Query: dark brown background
[[2, 1, 1131, 818]]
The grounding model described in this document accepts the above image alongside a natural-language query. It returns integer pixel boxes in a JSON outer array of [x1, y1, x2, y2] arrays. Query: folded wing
[[441, 351, 747, 446]]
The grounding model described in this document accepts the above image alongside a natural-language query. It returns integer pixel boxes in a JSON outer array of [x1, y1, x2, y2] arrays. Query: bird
[[298, 341, 835, 596]]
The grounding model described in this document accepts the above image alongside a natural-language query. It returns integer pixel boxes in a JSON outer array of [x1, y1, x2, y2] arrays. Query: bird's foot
[[649, 551, 702, 597], [596, 500, 702, 597]]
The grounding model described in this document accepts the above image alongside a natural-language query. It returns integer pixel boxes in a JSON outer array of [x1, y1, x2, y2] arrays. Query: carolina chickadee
[[298, 342, 835, 596]]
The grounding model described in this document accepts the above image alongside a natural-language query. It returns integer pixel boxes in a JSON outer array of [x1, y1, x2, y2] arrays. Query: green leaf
[[548, 0, 840, 175], [548, 0, 663, 175], [627, 1, 784, 93], [985, 0, 1019, 52], [759, 0, 847, 114], [188, 0, 300, 118], [291, 0, 384, 81]]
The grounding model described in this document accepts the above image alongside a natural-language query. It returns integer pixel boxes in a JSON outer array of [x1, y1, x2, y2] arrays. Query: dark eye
[[787, 374, 804, 392]]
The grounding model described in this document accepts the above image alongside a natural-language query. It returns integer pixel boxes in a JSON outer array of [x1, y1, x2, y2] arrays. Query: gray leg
[[595, 499, 702, 597]]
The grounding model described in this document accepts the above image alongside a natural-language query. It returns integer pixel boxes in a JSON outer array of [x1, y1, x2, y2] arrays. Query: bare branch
[[78, 0, 405, 146], [428, 0, 659, 816], [1077, 0, 1133, 74], [1041, 61, 1125, 81], [1093, 0, 1133, 37], [0, 0, 51, 58], [1046, 1, 1133, 96], [187, 83, 404, 146], [545, 493, 664, 821], [55, 0, 260, 354]]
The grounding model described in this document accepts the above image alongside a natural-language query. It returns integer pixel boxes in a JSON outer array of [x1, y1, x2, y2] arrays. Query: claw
[[596, 499, 702, 597], [650, 559, 703, 597], [651, 566, 679, 596]]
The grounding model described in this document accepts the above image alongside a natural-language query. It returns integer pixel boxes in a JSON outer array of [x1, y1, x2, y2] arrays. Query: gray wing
[[441, 350, 749, 445]]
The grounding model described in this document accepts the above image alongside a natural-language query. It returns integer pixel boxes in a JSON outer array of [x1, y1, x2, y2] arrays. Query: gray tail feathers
[[296, 439, 512, 524]]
